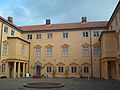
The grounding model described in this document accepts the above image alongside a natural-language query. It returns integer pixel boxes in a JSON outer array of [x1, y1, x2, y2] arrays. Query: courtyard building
[[0, 1, 120, 80]]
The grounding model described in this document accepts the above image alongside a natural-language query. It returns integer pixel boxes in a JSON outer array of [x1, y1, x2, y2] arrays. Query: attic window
[[11, 30, 15, 36]]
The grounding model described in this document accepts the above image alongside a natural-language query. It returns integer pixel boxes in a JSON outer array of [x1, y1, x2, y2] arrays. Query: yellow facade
[[0, 1, 120, 80]]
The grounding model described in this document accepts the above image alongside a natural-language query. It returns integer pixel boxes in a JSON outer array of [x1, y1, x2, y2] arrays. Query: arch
[[81, 43, 90, 47], [56, 62, 65, 66], [92, 43, 100, 47], [61, 44, 69, 48], [34, 45, 42, 48], [45, 44, 53, 48]]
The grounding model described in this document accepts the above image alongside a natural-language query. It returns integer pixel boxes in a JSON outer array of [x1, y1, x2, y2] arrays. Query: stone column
[[23, 63, 25, 77], [13, 62, 16, 78], [6, 62, 9, 78], [18, 62, 20, 78]]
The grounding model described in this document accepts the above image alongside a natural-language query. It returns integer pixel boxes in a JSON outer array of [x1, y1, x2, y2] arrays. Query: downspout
[[28, 43, 30, 73], [90, 29, 93, 77], [99, 38, 102, 78], [0, 22, 4, 61]]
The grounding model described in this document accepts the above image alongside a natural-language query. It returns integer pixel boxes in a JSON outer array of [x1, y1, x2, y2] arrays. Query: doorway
[[108, 61, 116, 79], [36, 66, 41, 76], [9, 67, 13, 78]]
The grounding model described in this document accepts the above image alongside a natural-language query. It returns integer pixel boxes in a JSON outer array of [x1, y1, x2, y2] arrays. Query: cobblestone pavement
[[0, 78, 120, 90]]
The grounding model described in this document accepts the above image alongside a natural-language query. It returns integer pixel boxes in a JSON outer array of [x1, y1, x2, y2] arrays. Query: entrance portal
[[36, 66, 41, 76]]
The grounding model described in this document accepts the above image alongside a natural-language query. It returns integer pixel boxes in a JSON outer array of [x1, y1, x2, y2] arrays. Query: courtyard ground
[[0, 78, 120, 90]]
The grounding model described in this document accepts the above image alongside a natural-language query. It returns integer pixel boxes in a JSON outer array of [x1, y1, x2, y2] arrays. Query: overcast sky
[[0, 0, 119, 26]]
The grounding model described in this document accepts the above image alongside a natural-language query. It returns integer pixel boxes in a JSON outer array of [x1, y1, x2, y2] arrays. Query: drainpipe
[[90, 29, 93, 77]]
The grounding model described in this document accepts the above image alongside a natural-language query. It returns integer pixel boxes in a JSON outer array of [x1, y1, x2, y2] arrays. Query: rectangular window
[[83, 47, 89, 56], [63, 33, 68, 38], [36, 34, 41, 39], [48, 33, 52, 39], [47, 67, 52, 73], [11, 30, 15, 36], [62, 47, 68, 56], [71, 67, 77, 73], [21, 46, 25, 56], [2, 64, 6, 73], [58, 67, 64, 73], [118, 64, 120, 75], [4, 26, 8, 33], [84, 67, 89, 73], [3, 44, 8, 55], [83, 32, 88, 37], [27, 35, 32, 39], [93, 31, 100, 37], [94, 47, 100, 56], [47, 48, 52, 56], [35, 48, 41, 56]]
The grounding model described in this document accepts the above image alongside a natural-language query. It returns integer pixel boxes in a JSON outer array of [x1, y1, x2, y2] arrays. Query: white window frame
[[47, 67, 52, 73], [2, 64, 6, 73], [58, 66, 64, 73], [83, 32, 88, 37], [21, 46, 25, 56], [48, 33, 53, 39], [63, 33, 68, 38], [71, 66, 77, 73], [94, 47, 100, 56], [62, 47, 68, 56], [36, 34, 41, 39], [3, 44, 8, 55], [93, 31, 100, 37], [27, 34, 32, 40], [35, 48, 41, 57], [84, 67, 89, 73], [83, 47, 89, 56], [47, 48, 52, 56]]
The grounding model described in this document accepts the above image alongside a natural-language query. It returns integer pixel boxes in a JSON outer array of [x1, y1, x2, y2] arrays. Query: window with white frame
[[4, 26, 8, 33], [94, 47, 100, 56], [62, 47, 68, 56], [35, 48, 41, 56], [71, 67, 77, 73], [84, 67, 89, 73], [58, 67, 64, 73], [11, 30, 15, 36], [63, 33, 68, 38], [21, 46, 25, 56], [27, 35, 32, 39], [3, 44, 8, 55], [2, 64, 6, 73], [118, 64, 120, 75], [47, 67, 52, 73], [93, 31, 100, 37], [83, 32, 88, 37], [36, 34, 41, 39], [83, 47, 89, 56], [47, 48, 52, 56], [47, 33, 52, 39]]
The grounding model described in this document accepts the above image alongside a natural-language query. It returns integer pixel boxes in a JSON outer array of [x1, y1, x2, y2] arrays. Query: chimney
[[81, 17, 87, 23], [8, 17, 13, 23], [46, 19, 51, 25]]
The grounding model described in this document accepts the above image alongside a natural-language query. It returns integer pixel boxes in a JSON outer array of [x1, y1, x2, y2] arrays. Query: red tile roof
[[20, 21, 108, 31]]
